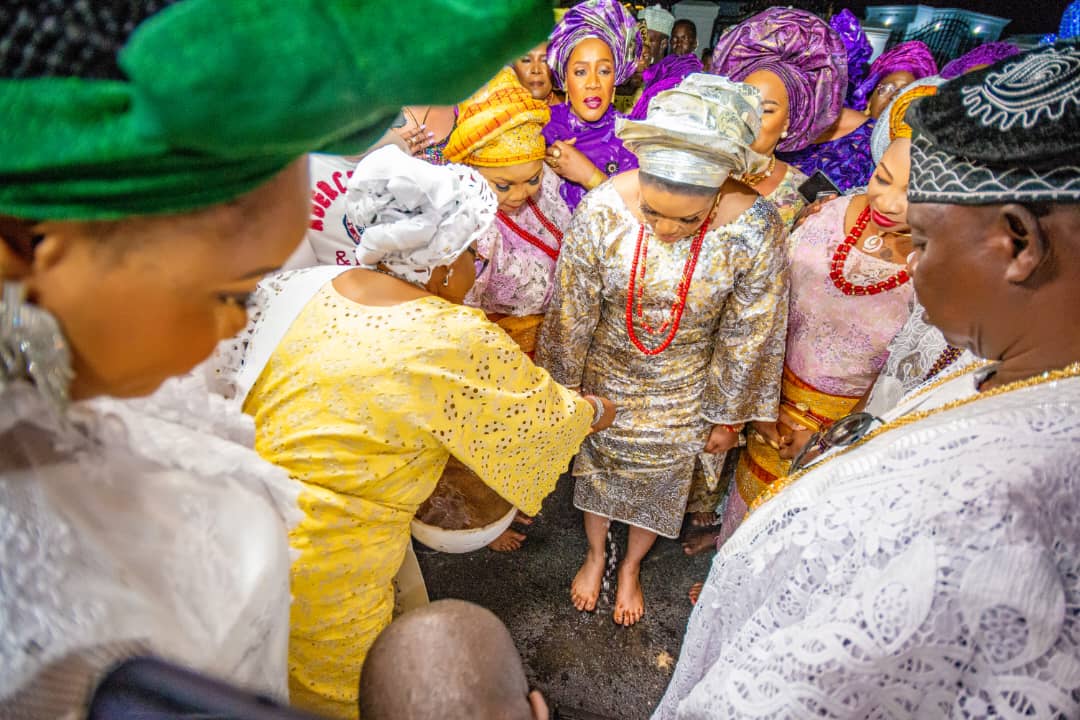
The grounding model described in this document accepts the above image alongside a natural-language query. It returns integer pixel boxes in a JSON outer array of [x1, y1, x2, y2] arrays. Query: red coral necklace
[[496, 198, 563, 261], [625, 221, 709, 356], [830, 205, 911, 296]]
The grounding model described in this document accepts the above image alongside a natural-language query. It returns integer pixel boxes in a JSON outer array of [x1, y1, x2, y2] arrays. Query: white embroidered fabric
[[205, 267, 345, 403], [654, 373, 1080, 719], [0, 376, 300, 716], [864, 300, 976, 416]]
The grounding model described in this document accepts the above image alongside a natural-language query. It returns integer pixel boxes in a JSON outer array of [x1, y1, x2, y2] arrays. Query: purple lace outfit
[[544, 0, 643, 212], [777, 118, 876, 194], [542, 103, 638, 212]]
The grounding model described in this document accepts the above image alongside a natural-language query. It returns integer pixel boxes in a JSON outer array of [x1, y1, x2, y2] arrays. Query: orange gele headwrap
[[889, 84, 939, 142], [443, 68, 550, 167]]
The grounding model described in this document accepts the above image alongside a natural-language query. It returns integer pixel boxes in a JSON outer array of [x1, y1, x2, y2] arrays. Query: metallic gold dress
[[536, 182, 789, 538]]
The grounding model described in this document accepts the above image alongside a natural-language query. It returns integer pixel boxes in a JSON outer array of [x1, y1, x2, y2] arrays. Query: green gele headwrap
[[0, 0, 553, 220]]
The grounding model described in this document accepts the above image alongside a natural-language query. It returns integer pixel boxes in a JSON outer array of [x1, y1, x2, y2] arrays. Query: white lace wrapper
[[655, 371, 1080, 719], [1, 378, 300, 714]]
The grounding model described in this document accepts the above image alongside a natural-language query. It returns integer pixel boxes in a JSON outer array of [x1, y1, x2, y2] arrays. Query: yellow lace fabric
[[244, 284, 592, 718]]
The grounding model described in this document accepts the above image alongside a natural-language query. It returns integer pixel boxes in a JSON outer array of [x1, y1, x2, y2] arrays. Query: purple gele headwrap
[[829, 9, 873, 106], [940, 42, 1021, 79], [628, 53, 703, 120], [851, 41, 938, 111], [547, 0, 643, 90], [710, 7, 847, 153]]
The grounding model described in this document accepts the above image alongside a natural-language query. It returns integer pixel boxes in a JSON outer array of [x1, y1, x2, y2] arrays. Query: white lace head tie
[[345, 145, 496, 285]]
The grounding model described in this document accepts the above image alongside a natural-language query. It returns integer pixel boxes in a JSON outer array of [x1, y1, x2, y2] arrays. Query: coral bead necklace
[[496, 198, 563, 261], [625, 220, 709, 356], [829, 205, 911, 296]]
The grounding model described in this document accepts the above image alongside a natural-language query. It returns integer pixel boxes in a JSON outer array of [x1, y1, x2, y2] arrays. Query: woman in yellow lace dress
[[238, 147, 614, 718]]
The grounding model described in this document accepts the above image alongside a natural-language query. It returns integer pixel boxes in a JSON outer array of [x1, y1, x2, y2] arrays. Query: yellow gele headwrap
[[444, 68, 550, 167], [889, 83, 939, 142]]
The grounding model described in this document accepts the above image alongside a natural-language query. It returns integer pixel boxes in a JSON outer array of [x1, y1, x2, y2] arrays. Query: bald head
[[360, 600, 544, 720]]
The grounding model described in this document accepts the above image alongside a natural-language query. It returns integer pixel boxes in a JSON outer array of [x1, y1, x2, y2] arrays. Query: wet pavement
[[416, 472, 713, 720]]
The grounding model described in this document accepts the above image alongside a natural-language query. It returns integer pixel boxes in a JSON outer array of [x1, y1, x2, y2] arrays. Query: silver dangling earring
[[442, 267, 453, 287], [0, 280, 73, 418]]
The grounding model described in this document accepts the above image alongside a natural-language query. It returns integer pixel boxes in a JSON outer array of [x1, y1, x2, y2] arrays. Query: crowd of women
[[2, 0, 1079, 718]]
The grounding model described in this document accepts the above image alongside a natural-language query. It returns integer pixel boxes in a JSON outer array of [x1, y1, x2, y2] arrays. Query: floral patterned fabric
[[734, 194, 914, 511], [655, 367, 1080, 719], [783, 195, 914, 396], [0, 374, 299, 715], [536, 182, 789, 538], [764, 162, 808, 230], [777, 118, 876, 193], [465, 165, 571, 316]]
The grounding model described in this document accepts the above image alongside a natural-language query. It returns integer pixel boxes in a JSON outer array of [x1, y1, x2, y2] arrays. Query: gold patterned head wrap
[[870, 77, 943, 164], [616, 73, 766, 188], [444, 68, 551, 167]]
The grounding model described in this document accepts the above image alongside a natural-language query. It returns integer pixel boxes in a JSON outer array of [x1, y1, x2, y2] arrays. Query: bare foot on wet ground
[[681, 526, 721, 556], [688, 581, 704, 605], [613, 562, 645, 626], [486, 511, 535, 552], [688, 511, 718, 528], [571, 551, 606, 612]]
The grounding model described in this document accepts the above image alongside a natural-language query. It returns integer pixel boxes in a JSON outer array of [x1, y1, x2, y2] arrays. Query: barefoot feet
[[688, 581, 704, 605], [682, 526, 722, 556], [613, 562, 645, 626], [488, 528, 527, 552], [571, 551, 605, 612], [487, 512, 534, 552], [689, 511, 718, 528]]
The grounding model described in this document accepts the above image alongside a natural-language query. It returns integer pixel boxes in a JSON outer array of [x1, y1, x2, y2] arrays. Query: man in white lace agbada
[[655, 41, 1080, 719]]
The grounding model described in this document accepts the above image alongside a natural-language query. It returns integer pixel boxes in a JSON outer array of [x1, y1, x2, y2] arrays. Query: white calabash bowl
[[411, 505, 517, 553]]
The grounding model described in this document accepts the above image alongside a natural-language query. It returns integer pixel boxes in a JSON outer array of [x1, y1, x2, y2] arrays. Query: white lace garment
[[654, 366, 1080, 719], [0, 374, 301, 718], [864, 299, 979, 416]]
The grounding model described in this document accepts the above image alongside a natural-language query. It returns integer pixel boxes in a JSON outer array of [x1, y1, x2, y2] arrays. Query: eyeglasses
[[789, 411, 884, 473], [874, 80, 911, 98]]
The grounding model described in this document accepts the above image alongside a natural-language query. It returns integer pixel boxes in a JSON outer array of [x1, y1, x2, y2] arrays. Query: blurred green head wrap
[[0, 0, 552, 220]]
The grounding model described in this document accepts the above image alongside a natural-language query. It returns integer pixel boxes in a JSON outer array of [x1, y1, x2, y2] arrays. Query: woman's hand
[[792, 193, 840, 230], [395, 124, 436, 157], [546, 139, 603, 188], [776, 407, 813, 460], [704, 423, 744, 454], [750, 420, 781, 449], [584, 394, 616, 432]]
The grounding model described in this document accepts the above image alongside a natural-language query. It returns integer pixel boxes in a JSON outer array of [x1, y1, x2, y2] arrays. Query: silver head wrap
[[640, 5, 675, 36], [346, 145, 496, 285], [616, 73, 766, 188]]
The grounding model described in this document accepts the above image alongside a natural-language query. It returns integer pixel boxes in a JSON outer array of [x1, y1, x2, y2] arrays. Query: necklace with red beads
[[625, 220, 709, 356], [829, 205, 911, 296], [496, 198, 563, 261]]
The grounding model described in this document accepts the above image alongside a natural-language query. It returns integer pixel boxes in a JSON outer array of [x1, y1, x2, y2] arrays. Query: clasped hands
[[751, 406, 816, 460], [546, 139, 604, 189]]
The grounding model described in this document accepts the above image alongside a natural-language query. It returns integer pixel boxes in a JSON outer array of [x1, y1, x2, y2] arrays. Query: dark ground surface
[[416, 472, 713, 720]]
